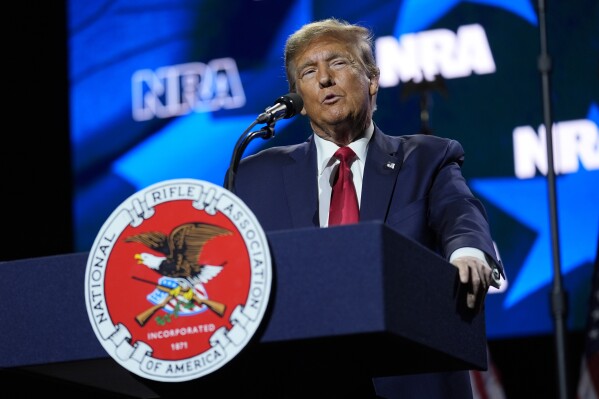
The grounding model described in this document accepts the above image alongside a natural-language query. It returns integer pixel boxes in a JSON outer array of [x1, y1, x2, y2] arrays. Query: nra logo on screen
[[376, 23, 496, 87], [131, 58, 246, 122]]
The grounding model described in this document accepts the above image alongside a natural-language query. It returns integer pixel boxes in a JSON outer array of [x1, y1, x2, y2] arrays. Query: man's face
[[293, 35, 378, 141]]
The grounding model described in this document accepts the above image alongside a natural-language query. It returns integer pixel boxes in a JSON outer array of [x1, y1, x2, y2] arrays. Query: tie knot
[[334, 146, 356, 164]]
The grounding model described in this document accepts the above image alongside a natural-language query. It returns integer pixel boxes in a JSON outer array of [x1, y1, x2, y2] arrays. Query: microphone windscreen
[[277, 93, 304, 119]]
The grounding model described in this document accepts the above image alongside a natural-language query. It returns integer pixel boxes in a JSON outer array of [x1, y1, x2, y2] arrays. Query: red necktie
[[328, 146, 359, 226]]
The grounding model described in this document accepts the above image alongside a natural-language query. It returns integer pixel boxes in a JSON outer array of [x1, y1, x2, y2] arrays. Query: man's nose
[[318, 69, 334, 87]]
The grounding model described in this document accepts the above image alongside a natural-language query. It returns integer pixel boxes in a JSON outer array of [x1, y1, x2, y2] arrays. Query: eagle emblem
[[126, 222, 232, 325]]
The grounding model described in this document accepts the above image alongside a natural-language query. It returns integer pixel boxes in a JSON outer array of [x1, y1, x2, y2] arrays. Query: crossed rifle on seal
[[125, 222, 232, 326], [132, 276, 226, 326]]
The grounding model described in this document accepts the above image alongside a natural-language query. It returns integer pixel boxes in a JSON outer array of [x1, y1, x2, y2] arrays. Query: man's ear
[[369, 75, 379, 96]]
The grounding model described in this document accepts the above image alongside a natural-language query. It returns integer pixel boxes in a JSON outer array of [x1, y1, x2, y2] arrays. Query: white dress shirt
[[315, 123, 373, 227]]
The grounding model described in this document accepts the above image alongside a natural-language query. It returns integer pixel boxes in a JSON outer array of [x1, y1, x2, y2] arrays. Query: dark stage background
[[3, 1, 594, 398]]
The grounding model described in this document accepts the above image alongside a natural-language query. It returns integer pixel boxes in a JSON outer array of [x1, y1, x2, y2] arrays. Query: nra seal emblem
[[84, 178, 272, 382]]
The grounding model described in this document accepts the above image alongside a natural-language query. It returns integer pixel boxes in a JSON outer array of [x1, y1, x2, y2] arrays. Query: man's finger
[[452, 260, 471, 284], [467, 292, 476, 309]]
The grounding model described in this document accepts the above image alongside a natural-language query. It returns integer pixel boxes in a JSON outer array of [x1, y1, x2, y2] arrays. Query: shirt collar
[[315, 122, 374, 175]]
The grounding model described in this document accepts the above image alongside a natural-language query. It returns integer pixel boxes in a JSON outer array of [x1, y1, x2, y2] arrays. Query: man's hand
[[450, 256, 495, 312]]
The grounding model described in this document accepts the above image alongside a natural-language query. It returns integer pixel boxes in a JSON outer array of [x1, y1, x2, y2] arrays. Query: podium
[[0, 222, 487, 397]]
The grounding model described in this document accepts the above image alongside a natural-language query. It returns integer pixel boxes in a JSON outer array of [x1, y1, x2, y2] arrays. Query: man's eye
[[301, 69, 316, 78], [331, 59, 348, 68]]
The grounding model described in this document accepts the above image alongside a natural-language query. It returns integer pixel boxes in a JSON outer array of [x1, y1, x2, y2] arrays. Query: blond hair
[[284, 18, 380, 93]]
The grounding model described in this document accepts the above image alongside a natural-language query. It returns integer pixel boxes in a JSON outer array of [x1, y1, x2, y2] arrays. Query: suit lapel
[[360, 126, 403, 222], [282, 137, 320, 228], [280, 128, 402, 227]]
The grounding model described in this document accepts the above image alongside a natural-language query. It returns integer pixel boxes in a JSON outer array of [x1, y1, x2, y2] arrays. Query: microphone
[[256, 93, 303, 124]]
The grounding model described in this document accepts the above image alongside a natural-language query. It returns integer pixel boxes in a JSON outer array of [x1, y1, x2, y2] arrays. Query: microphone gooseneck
[[224, 93, 304, 191]]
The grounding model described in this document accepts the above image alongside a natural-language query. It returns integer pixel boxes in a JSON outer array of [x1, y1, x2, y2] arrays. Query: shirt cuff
[[449, 247, 487, 265]]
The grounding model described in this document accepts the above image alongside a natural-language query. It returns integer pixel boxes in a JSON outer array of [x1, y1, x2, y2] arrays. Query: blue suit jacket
[[233, 125, 502, 398], [235, 125, 501, 268]]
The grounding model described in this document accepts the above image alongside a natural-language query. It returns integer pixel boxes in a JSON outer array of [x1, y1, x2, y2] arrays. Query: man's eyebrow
[[297, 51, 348, 72], [296, 59, 315, 72]]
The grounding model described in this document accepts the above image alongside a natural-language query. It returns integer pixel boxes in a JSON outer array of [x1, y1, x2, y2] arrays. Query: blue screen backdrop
[[68, 0, 599, 340]]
